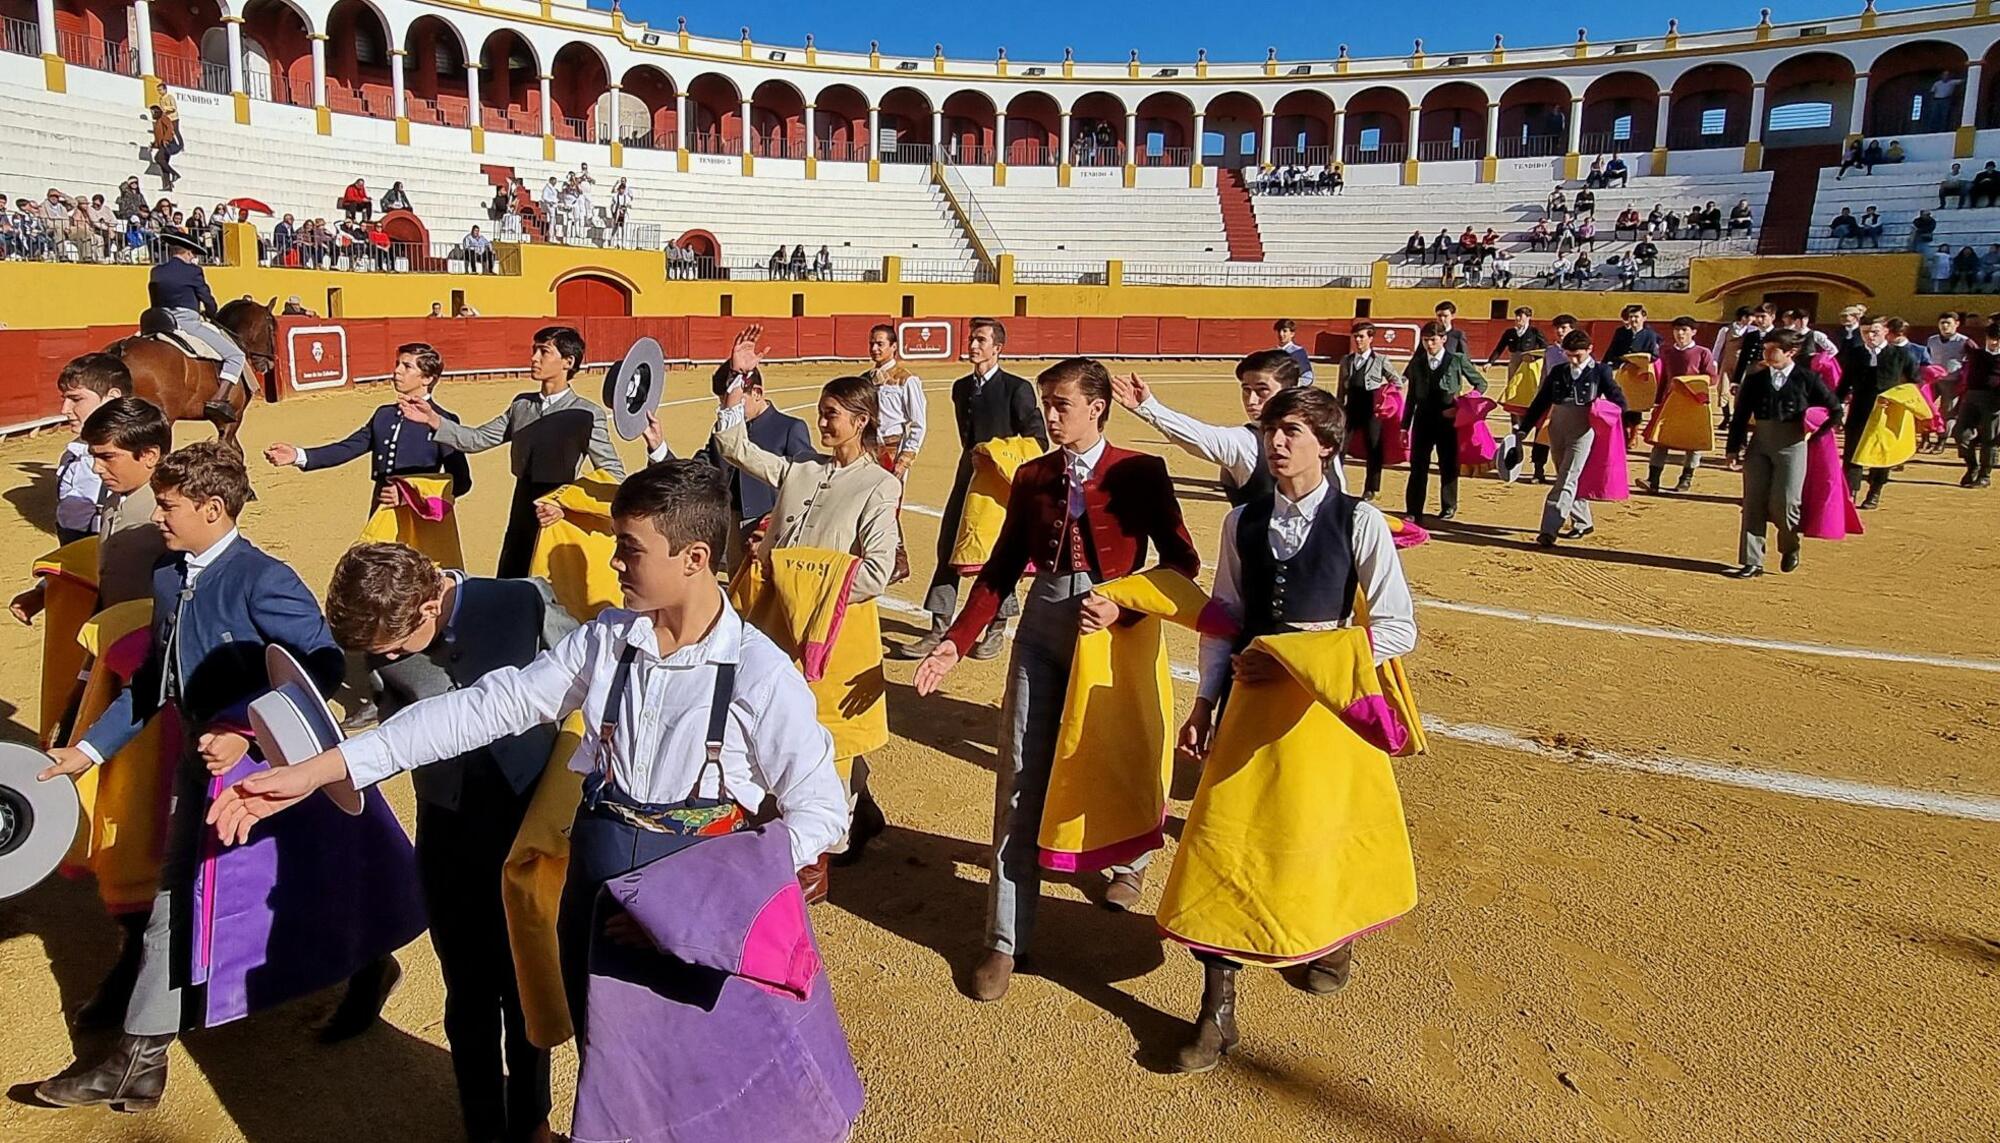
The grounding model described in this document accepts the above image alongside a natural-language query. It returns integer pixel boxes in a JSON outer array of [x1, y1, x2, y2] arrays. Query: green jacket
[[1401, 351, 1487, 428]]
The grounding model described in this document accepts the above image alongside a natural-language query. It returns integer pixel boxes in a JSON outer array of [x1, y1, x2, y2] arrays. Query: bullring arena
[[1, 1, 1999, 1141]]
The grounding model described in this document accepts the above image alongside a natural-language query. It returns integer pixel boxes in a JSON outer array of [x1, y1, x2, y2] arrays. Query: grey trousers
[[124, 746, 203, 1035], [1540, 404, 1596, 536], [1647, 444, 1702, 480], [1738, 422, 1808, 569], [168, 307, 246, 386], [987, 571, 1147, 956]]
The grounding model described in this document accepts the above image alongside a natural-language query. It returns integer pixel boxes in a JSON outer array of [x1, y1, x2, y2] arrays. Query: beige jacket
[[98, 483, 165, 607], [712, 416, 902, 602]]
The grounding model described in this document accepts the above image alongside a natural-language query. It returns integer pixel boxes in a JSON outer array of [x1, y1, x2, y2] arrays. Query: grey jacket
[[1338, 352, 1404, 404], [432, 387, 625, 484]]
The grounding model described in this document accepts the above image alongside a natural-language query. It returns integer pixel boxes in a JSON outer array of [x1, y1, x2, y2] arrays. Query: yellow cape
[[62, 599, 171, 912], [33, 536, 100, 747], [1500, 355, 1544, 412], [1645, 376, 1716, 453], [731, 548, 888, 764], [356, 474, 466, 569], [501, 711, 587, 1049], [1157, 627, 1420, 966], [948, 436, 1044, 573], [1851, 383, 1933, 470], [1039, 568, 1212, 872], [527, 471, 622, 622], [1618, 353, 1661, 410]]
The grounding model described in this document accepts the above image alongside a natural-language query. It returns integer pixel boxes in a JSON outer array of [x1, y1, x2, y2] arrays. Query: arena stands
[[948, 177, 1230, 266], [1811, 158, 2000, 259]]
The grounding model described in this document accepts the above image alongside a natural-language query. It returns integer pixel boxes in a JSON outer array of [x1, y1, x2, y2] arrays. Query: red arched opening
[[1005, 91, 1060, 166], [241, 0, 313, 106], [1581, 71, 1660, 157], [750, 78, 805, 158], [941, 90, 997, 165], [1134, 92, 1193, 166], [1417, 82, 1485, 162], [1867, 41, 1969, 138], [1069, 91, 1125, 166], [686, 72, 740, 153], [324, 0, 392, 117], [402, 16, 467, 125], [555, 273, 632, 317], [1497, 77, 1571, 158], [813, 83, 868, 162], [1763, 52, 1854, 150], [1344, 85, 1407, 164], [1202, 91, 1262, 167], [53, 0, 136, 76], [1668, 63, 1753, 149], [151, 0, 224, 93], [479, 29, 539, 135], [676, 229, 719, 259], [550, 41, 610, 141], [616, 66, 676, 149], [879, 86, 934, 164], [1272, 90, 1335, 166]]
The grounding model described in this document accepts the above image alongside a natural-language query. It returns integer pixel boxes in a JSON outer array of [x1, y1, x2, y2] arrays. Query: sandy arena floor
[[0, 359, 1996, 1142]]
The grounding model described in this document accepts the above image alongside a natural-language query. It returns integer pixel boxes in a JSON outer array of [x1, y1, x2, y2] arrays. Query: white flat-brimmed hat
[[0, 742, 81, 899], [248, 645, 364, 815]]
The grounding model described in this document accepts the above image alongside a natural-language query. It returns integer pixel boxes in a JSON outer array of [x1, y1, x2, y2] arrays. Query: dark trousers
[[922, 464, 1018, 624], [1405, 410, 1459, 518], [497, 479, 563, 580], [1345, 400, 1385, 495], [416, 760, 549, 1143], [1840, 406, 1889, 499], [1958, 391, 2000, 474]]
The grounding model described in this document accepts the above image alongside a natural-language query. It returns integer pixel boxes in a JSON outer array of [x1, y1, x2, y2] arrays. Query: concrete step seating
[[959, 183, 1230, 262], [1810, 157, 2000, 253]]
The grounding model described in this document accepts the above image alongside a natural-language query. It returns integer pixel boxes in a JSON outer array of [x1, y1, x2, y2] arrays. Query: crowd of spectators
[[765, 243, 837, 279], [1835, 137, 1909, 179], [1251, 163, 1344, 195], [0, 179, 237, 263], [1928, 243, 2000, 292]]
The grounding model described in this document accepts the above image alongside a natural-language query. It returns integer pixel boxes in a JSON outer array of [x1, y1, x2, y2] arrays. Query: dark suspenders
[[594, 644, 738, 803]]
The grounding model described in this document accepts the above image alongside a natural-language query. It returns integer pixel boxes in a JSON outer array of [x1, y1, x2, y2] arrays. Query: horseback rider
[[149, 232, 248, 422]]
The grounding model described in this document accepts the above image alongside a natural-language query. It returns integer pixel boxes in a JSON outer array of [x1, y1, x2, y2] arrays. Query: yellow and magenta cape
[[527, 470, 623, 622], [61, 599, 172, 913], [1850, 383, 1935, 470], [730, 547, 888, 765], [356, 473, 466, 569], [949, 436, 1044, 574], [1643, 376, 1716, 454]]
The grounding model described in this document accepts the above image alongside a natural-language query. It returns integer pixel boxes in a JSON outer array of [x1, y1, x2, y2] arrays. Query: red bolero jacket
[[945, 442, 1199, 654]]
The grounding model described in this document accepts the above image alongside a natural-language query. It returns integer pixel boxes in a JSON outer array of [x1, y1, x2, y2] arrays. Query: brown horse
[[114, 297, 279, 456]]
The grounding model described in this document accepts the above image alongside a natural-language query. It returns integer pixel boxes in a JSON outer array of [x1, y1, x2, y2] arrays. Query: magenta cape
[[572, 823, 863, 1143], [1799, 408, 1863, 541], [1346, 387, 1410, 465], [191, 753, 425, 1027], [1575, 399, 1631, 502], [1454, 393, 1500, 466]]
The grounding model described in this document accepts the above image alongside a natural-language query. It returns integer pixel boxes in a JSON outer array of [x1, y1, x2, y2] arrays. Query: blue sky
[[609, 0, 1918, 62]]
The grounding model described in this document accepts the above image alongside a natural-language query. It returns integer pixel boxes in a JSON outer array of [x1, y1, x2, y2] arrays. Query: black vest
[[1220, 425, 1275, 507], [372, 577, 559, 810], [1234, 490, 1360, 648]]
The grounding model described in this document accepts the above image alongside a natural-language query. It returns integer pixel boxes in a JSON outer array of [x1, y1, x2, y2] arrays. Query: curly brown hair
[[152, 440, 251, 517], [326, 542, 441, 651]]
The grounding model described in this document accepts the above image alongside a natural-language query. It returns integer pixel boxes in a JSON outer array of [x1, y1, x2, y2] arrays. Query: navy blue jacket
[[304, 400, 473, 497], [698, 405, 816, 523], [1605, 326, 1662, 363], [148, 257, 218, 317], [81, 536, 346, 762]]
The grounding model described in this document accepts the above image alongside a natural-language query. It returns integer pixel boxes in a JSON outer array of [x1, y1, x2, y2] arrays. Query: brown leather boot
[[1101, 868, 1144, 912], [967, 950, 1014, 1002], [1171, 962, 1240, 1074], [1299, 943, 1353, 994], [890, 618, 947, 661], [35, 1033, 174, 1111]]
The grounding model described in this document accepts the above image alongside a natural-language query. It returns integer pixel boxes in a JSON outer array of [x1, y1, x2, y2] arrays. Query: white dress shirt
[[1196, 487, 1417, 702], [55, 439, 103, 534], [1061, 437, 1107, 517], [539, 387, 575, 412], [971, 363, 1000, 393], [873, 361, 928, 455], [1134, 393, 1349, 494], [1769, 364, 1792, 390], [341, 590, 846, 867]]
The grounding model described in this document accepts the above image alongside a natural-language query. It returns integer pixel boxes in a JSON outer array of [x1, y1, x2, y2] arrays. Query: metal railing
[[1123, 261, 1372, 288], [1250, 168, 1344, 194], [620, 128, 661, 150], [1135, 146, 1191, 167], [1917, 263, 2000, 295], [940, 142, 996, 166], [2, 14, 39, 56], [1070, 141, 1125, 167], [687, 130, 740, 155], [1415, 139, 1485, 163], [750, 136, 809, 159], [245, 69, 308, 106], [556, 115, 589, 141], [265, 237, 521, 275], [882, 141, 934, 165], [1012, 260, 1108, 285], [1343, 141, 1407, 165], [664, 250, 720, 279], [1007, 141, 1061, 167], [1496, 134, 1565, 159], [814, 138, 868, 162], [56, 30, 136, 76], [714, 254, 884, 282], [0, 225, 206, 265], [899, 258, 996, 284], [1270, 145, 1333, 167], [939, 164, 1006, 258], [1577, 132, 1636, 157]]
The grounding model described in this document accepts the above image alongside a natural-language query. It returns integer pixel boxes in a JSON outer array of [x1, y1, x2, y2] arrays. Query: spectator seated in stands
[[1489, 247, 1514, 287], [1616, 256, 1639, 290], [1862, 139, 1886, 171], [1971, 162, 2000, 208], [1615, 208, 1643, 239], [1939, 163, 1968, 209], [1574, 187, 1596, 218], [1836, 138, 1869, 180], [1550, 250, 1576, 287], [1528, 218, 1553, 251], [814, 245, 833, 279], [115, 177, 145, 219], [1885, 140, 1905, 164], [1982, 243, 2000, 288], [271, 213, 296, 264], [380, 180, 412, 214], [281, 294, 315, 316], [1952, 244, 1981, 291], [1322, 164, 1343, 194], [339, 179, 373, 222], [1857, 207, 1884, 248], [1727, 200, 1755, 236], [1703, 202, 1726, 237], [1585, 156, 1606, 188], [364, 220, 393, 271], [1828, 208, 1859, 247], [489, 184, 509, 222], [1457, 227, 1479, 258], [461, 224, 494, 274], [1631, 239, 1659, 275], [789, 244, 809, 279], [1430, 228, 1452, 264], [1604, 155, 1629, 187], [1553, 218, 1577, 254], [1664, 207, 1684, 239], [1911, 209, 1939, 250], [1405, 229, 1426, 261], [1547, 185, 1568, 221], [1569, 252, 1595, 289], [1481, 227, 1499, 251], [768, 245, 786, 278], [1931, 245, 1955, 289], [1577, 217, 1599, 251]]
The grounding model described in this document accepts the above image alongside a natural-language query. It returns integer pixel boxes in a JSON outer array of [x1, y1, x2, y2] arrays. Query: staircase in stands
[[1757, 144, 1841, 255], [1216, 168, 1265, 262]]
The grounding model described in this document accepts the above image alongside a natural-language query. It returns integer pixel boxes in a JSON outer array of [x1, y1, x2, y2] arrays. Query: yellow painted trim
[[470, 125, 486, 153], [395, 115, 410, 144], [550, 263, 646, 295], [220, 221, 258, 266], [677, 147, 689, 172], [742, 152, 755, 175], [142, 75, 162, 107], [1335, 58, 1349, 75], [868, 48, 879, 70], [1562, 151, 1580, 180], [1263, 58, 1277, 77], [1401, 158, 1419, 185], [1063, 60, 1074, 78], [315, 105, 332, 135], [1410, 51, 1425, 70], [678, 28, 689, 50], [1127, 59, 1140, 78], [805, 155, 817, 178], [1860, 8, 1878, 27], [542, 133, 556, 160], [805, 45, 816, 64], [994, 161, 1007, 186], [1480, 154, 1498, 182], [1957, 124, 1977, 158], [1650, 146, 1668, 174], [1195, 60, 1208, 78], [996, 58, 1008, 76], [1491, 48, 1505, 64], [867, 158, 880, 181], [933, 52, 944, 74], [1665, 32, 1681, 49], [1058, 163, 1071, 187], [1742, 141, 1763, 171], [1571, 41, 1588, 58], [234, 91, 251, 124], [1123, 162, 1136, 188], [740, 36, 752, 61], [41, 54, 64, 93], [609, 140, 624, 166], [539, 0, 551, 16], [996, 253, 1015, 286], [1106, 259, 1123, 287]]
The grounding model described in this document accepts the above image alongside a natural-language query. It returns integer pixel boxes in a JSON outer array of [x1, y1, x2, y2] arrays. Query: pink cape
[[1810, 351, 1842, 392], [1454, 393, 1500, 466], [1799, 408, 1862, 541], [1575, 399, 1631, 502], [1346, 386, 1410, 465]]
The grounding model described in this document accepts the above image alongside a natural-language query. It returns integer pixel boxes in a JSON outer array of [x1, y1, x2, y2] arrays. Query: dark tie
[[161, 559, 194, 704]]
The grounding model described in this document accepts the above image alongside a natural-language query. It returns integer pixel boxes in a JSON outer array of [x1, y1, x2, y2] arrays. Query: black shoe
[[1170, 963, 1240, 1075], [1780, 551, 1801, 573], [968, 622, 1007, 661], [1645, 477, 1662, 495], [889, 620, 947, 661], [1674, 474, 1695, 493], [203, 399, 240, 424], [34, 1033, 173, 1111], [72, 915, 147, 1031], [1563, 525, 1595, 539], [1962, 471, 1980, 488], [317, 957, 401, 1044], [1298, 944, 1354, 994], [1437, 507, 1456, 520], [831, 787, 886, 868], [1535, 532, 1556, 548], [339, 701, 379, 733], [1859, 493, 1882, 510], [1728, 564, 1765, 579]]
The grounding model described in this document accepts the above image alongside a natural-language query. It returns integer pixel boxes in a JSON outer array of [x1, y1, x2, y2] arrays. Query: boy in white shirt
[[53, 354, 120, 543]]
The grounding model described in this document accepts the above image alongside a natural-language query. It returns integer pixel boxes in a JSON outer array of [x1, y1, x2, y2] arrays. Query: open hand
[[198, 731, 251, 775], [206, 748, 347, 845], [397, 395, 441, 430], [1110, 373, 1151, 411], [1231, 648, 1281, 687], [38, 746, 93, 781], [729, 324, 764, 376], [913, 641, 961, 696]]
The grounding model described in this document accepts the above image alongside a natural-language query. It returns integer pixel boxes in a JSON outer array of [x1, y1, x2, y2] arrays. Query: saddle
[[136, 307, 235, 364]]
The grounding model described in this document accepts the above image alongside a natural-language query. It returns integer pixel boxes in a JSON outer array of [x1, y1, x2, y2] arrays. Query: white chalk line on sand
[[873, 598, 2000, 824]]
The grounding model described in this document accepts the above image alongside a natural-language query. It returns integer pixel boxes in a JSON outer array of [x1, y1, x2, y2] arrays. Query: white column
[[1259, 111, 1273, 164], [1964, 62, 1985, 129], [1059, 109, 1071, 165], [740, 97, 752, 153], [1484, 102, 1499, 155], [868, 104, 880, 161], [605, 84, 620, 145], [1566, 95, 1582, 152], [1333, 108, 1346, 161], [1124, 110, 1136, 161], [999, 108, 1010, 163], [132, 0, 154, 76], [34, 0, 55, 57], [389, 49, 406, 119], [309, 32, 326, 107], [1407, 105, 1420, 160], [803, 104, 815, 156], [1849, 73, 1869, 138], [540, 74, 553, 136], [931, 107, 944, 158], [1747, 83, 1767, 144], [675, 91, 688, 150], [465, 63, 480, 130], [1191, 111, 1205, 164], [1655, 90, 1671, 149], [224, 17, 244, 94]]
